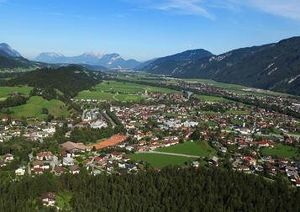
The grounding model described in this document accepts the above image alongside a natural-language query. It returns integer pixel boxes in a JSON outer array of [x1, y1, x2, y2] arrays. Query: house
[[243, 156, 257, 166], [63, 156, 74, 166], [36, 151, 53, 161], [33, 167, 44, 175], [192, 161, 200, 168], [90, 119, 108, 129], [237, 128, 251, 135], [257, 140, 274, 148], [1, 115, 9, 123], [15, 167, 25, 176], [60, 141, 87, 154], [3, 154, 14, 162], [53, 166, 65, 176], [32, 160, 44, 169], [110, 152, 124, 160], [70, 165, 80, 174], [93, 156, 107, 166], [118, 163, 126, 169], [41, 192, 56, 207], [126, 163, 137, 172], [237, 165, 251, 173], [209, 156, 219, 166], [296, 179, 300, 187]]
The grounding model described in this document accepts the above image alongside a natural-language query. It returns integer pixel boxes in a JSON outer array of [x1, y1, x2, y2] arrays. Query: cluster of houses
[[176, 80, 300, 115], [81, 109, 108, 129], [110, 91, 300, 186], [41, 192, 57, 207], [0, 118, 61, 142], [1, 80, 300, 189], [12, 133, 139, 177]]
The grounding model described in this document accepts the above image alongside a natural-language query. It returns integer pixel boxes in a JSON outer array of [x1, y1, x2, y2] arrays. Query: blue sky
[[1, 0, 300, 61]]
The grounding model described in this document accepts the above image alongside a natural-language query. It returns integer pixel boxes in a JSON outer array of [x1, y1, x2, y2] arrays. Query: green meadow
[[196, 94, 228, 103], [9, 96, 70, 120], [261, 144, 300, 159], [76, 80, 177, 103], [130, 153, 192, 168], [0, 86, 32, 101], [157, 141, 216, 157]]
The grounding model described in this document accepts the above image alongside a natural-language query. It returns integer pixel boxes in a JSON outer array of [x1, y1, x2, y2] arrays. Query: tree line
[[0, 167, 299, 211]]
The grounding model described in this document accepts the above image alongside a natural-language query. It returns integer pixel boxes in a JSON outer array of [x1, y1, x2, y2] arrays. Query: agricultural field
[[129, 153, 192, 168], [76, 80, 177, 103], [157, 141, 216, 157], [261, 144, 300, 159], [0, 86, 32, 101], [9, 96, 70, 120]]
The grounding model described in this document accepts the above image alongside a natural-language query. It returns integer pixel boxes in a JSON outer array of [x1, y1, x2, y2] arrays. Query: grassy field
[[9, 96, 70, 120], [130, 153, 192, 168], [261, 144, 300, 159], [76, 90, 144, 102], [196, 94, 228, 103], [157, 141, 216, 157], [76, 80, 177, 102], [184, 78, 246, 90], [0, 86, 32, 101]]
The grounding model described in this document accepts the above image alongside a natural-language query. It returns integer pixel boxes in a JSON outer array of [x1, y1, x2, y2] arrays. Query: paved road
[[136, 151, 200, 158]]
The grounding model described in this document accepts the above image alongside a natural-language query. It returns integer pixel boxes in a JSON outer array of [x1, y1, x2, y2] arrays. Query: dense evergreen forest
[[0, 167, 299, 211], [6, 65, 105, 97], [0, 55, 32, 69]]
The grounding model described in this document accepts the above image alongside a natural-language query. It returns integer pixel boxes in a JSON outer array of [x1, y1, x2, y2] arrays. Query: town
[[0, 76, 300, 209]]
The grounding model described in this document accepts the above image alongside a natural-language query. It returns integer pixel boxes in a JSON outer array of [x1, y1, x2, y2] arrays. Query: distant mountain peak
[[35, 51, 140, 69], [38, 52, 65, 58], [0, 43, 22, 57], [81, 52, 104, 59], [138, 48, 213, 73]]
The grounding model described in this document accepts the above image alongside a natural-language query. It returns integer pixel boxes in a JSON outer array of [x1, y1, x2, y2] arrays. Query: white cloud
[[124, 0, 300, 21], [123, 0, 215, 19], [244, 0, 300, 21], [153, 0, 214, 19]]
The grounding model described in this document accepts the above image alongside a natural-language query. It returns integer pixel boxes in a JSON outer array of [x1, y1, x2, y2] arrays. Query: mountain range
[[0, 43, 22, 58], [1, 37, 300, 96], [35, 52, 140, 69], [0, 43, 37, 69], [139, 37, 300, 96]]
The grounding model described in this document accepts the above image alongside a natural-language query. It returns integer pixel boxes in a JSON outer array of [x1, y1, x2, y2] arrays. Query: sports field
[[9, 96, 70, 119], [157, 141, 216, 157], [91, 134, 127, 150]]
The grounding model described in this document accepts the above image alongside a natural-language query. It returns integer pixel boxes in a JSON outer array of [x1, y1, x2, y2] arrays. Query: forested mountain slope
[[7, 65, 104, 97], [142, 37, 300, 96]]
